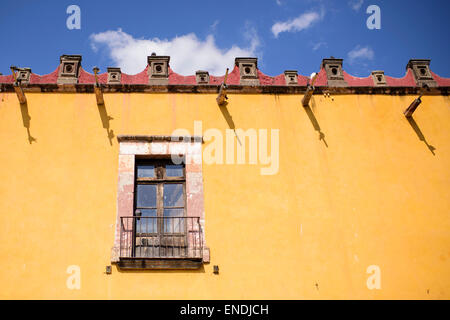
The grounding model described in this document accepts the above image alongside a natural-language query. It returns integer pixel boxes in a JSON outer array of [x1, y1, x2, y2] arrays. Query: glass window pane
[[164, 183, 184, 207], [163, 208, 184, 233], [136, 184, 157, 207], [166, 165, 184, 177], [136, 209, 157, 233], [137, 165, 155, 178]]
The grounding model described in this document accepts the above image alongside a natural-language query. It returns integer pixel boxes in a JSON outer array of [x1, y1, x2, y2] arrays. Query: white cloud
[[89, 28, 260, 75], [312, 41, 327, 51], [349, 0, 364, 11], [347, 45, 374, 63], [276, 0, 282, 6], [271, 10, 324, 38]]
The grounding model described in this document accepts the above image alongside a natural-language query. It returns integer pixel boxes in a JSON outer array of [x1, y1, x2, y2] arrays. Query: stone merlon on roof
[[1, 55, 449, 91]]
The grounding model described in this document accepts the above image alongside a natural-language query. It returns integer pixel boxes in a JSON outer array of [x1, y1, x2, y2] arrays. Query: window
[[134, 159, 188, 258], [112, 135, 209, 270]]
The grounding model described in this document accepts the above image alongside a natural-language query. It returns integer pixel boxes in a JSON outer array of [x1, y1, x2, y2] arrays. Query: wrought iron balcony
[[119, 216, 203, 262]]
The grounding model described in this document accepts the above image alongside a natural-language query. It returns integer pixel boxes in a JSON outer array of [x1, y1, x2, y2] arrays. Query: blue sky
[[0, 0, 449, 78]]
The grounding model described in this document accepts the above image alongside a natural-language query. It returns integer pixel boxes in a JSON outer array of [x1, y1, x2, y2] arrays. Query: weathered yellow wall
[[0, 91, 449, 299]]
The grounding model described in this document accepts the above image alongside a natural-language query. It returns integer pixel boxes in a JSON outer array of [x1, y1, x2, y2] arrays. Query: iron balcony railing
[[119, 216, 203, 259]]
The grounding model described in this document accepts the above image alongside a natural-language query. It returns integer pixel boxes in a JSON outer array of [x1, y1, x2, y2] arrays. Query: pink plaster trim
[[119, 142, 150, 155], [150, 142, 169, 154], [112, 154, 135, 262]]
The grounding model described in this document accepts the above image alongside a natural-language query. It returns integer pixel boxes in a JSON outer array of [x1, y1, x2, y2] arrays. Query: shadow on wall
[[219, 101, 242, 146], [97, 102, 115, 146], [304, 96, 328, 148], [406, 116, 436, 155], [20, 102, 37, 144]]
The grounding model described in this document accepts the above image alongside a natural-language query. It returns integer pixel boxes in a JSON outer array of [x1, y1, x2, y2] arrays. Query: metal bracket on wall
[[404, 84, 429, 117], [302, 72, 318, 107], [10, 66, 27, 104], [404, 96, 422, 117], [216, 68, 229, 106], [93, 66, 104, 105]]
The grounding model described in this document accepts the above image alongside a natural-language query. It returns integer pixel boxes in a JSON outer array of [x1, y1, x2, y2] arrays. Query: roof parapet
[[14, 67, 32, 84], [284, 70, 298, 85], [57, 54, 82, 84], [235, 57, 259, 86], [107, 67, 121, 84], [406, 59, 437, 88], [1, 55, 448, 89], [321, 58, 347, 87], [371, 70, 387, 87], [147, 53, 170, 85], [196, 70, 209, 84]]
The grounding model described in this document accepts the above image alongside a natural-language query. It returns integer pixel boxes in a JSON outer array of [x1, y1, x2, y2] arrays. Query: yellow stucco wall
[[0, 91, 449, 299]]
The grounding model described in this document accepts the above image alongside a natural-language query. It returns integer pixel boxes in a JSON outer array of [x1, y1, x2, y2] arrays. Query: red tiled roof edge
[[1, 64, 449, 87], [431, 71, 450, 87]]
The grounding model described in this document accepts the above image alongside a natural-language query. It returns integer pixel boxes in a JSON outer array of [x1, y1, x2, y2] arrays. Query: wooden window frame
[[134, 159, 187, 248], [112, 136, 209, 270]]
